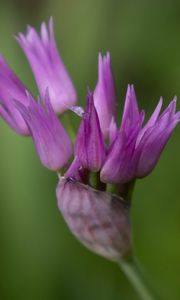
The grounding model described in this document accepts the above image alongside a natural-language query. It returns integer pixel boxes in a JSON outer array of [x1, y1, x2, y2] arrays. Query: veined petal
[[94, 53, 117, 138], [75, 90, 106, 172], [136, 97, 163, 146], [136, 98, 180, 177], [101, 111, 144, 183], [0, 56, 30, 135], [16, 18, 77, 114], [15, 91, 72, 170], [57, 177, 131, 260], [109, 117, 118, 145], [120, 84, 139, 133]]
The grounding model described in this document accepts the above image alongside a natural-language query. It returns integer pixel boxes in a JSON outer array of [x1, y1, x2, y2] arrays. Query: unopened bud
[[56, 177, 131, 261]]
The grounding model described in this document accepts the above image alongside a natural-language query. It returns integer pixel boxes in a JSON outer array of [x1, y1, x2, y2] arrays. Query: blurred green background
[[0, 0, 180, 299]]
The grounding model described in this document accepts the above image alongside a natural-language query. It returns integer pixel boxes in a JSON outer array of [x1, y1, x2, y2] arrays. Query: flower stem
[[118, 259, 155, 300]]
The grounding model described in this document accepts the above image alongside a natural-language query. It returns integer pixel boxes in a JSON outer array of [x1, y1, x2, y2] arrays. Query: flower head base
[[16, 18, 77, 114], [15, 91, 72, 170], [57, 177, 131, 261]]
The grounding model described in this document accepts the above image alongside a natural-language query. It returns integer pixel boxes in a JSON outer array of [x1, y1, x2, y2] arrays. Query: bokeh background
[[0, 0, 180, 299]]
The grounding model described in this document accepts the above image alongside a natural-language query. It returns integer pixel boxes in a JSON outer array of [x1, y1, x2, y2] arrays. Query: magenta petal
[[121, 84, 139, 133], [0, 56, 30, 135], [109, 117, 118, 145], [136, 98, 180, 177], [16, 18, 77, 114], [57, 177, 131, 260], [65, 156, 88, 183], [136, 97, 163, 146], [15, 91, 72, 170], [101, 112, 144, 183], [94, 53, 117, 138], [75, 90, 106, 172]]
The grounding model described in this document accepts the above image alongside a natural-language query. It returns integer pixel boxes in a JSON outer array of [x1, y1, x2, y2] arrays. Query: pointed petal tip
[[106, 51, 110, 58], [86, 88, 94, 105], [98, 51, 111, 65], [159, 96, 163, 104], [98, 52, 102, 59], [103, 51, 110, 62], [48, 16, 54, 35], [49, 16, 54, 24], [87, 87, 93, 95], [75, 90, 105, 172]]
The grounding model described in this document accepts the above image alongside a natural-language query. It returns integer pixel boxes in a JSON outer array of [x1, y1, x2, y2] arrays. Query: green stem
[[118, 259, 155, 300], [118, 179, 136, 203]]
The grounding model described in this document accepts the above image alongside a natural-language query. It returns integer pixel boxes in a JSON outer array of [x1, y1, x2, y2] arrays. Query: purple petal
[[136, 98, 180, 177], [16, 18, 77, 114], [120, 84, 139, 133], [94, 53, 117, 138], [15, 91, 72, 170], [75, 90, 106, 172], [101, 111, 144, 183], [109, 117, 118, 145], [136, 97, 163, 146], [0, 56, 30, 135], [65, 156, 89, 183], [57, 177, 131, 260]]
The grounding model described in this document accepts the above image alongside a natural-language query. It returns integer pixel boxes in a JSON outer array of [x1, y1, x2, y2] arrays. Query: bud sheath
[[57, 177, 131, 261]]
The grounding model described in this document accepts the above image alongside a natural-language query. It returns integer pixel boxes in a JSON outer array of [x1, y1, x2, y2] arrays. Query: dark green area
[[0, 0, 180, 299]]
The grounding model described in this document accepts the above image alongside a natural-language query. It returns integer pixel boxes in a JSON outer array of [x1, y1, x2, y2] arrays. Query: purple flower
[[15, 91, 72, 170], [75, 90, 106, 172], [56, 176, 131, 261], [101, 85, 180, 183], [16, 18, 77, 114], [1, 18, 180, 263], [0, 56, 30, 135], [94, 53, 116, 139]]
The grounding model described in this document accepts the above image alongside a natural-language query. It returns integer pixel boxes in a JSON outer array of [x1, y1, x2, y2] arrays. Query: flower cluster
[[0, 18, 179, 260]]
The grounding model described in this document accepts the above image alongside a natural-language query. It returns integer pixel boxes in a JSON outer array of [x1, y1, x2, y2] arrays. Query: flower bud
[[75, 90, 106, 172], [56, 177, 131, 261]]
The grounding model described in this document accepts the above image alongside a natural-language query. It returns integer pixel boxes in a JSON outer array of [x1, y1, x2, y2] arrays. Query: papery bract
[[57, 177, 131, 261]]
